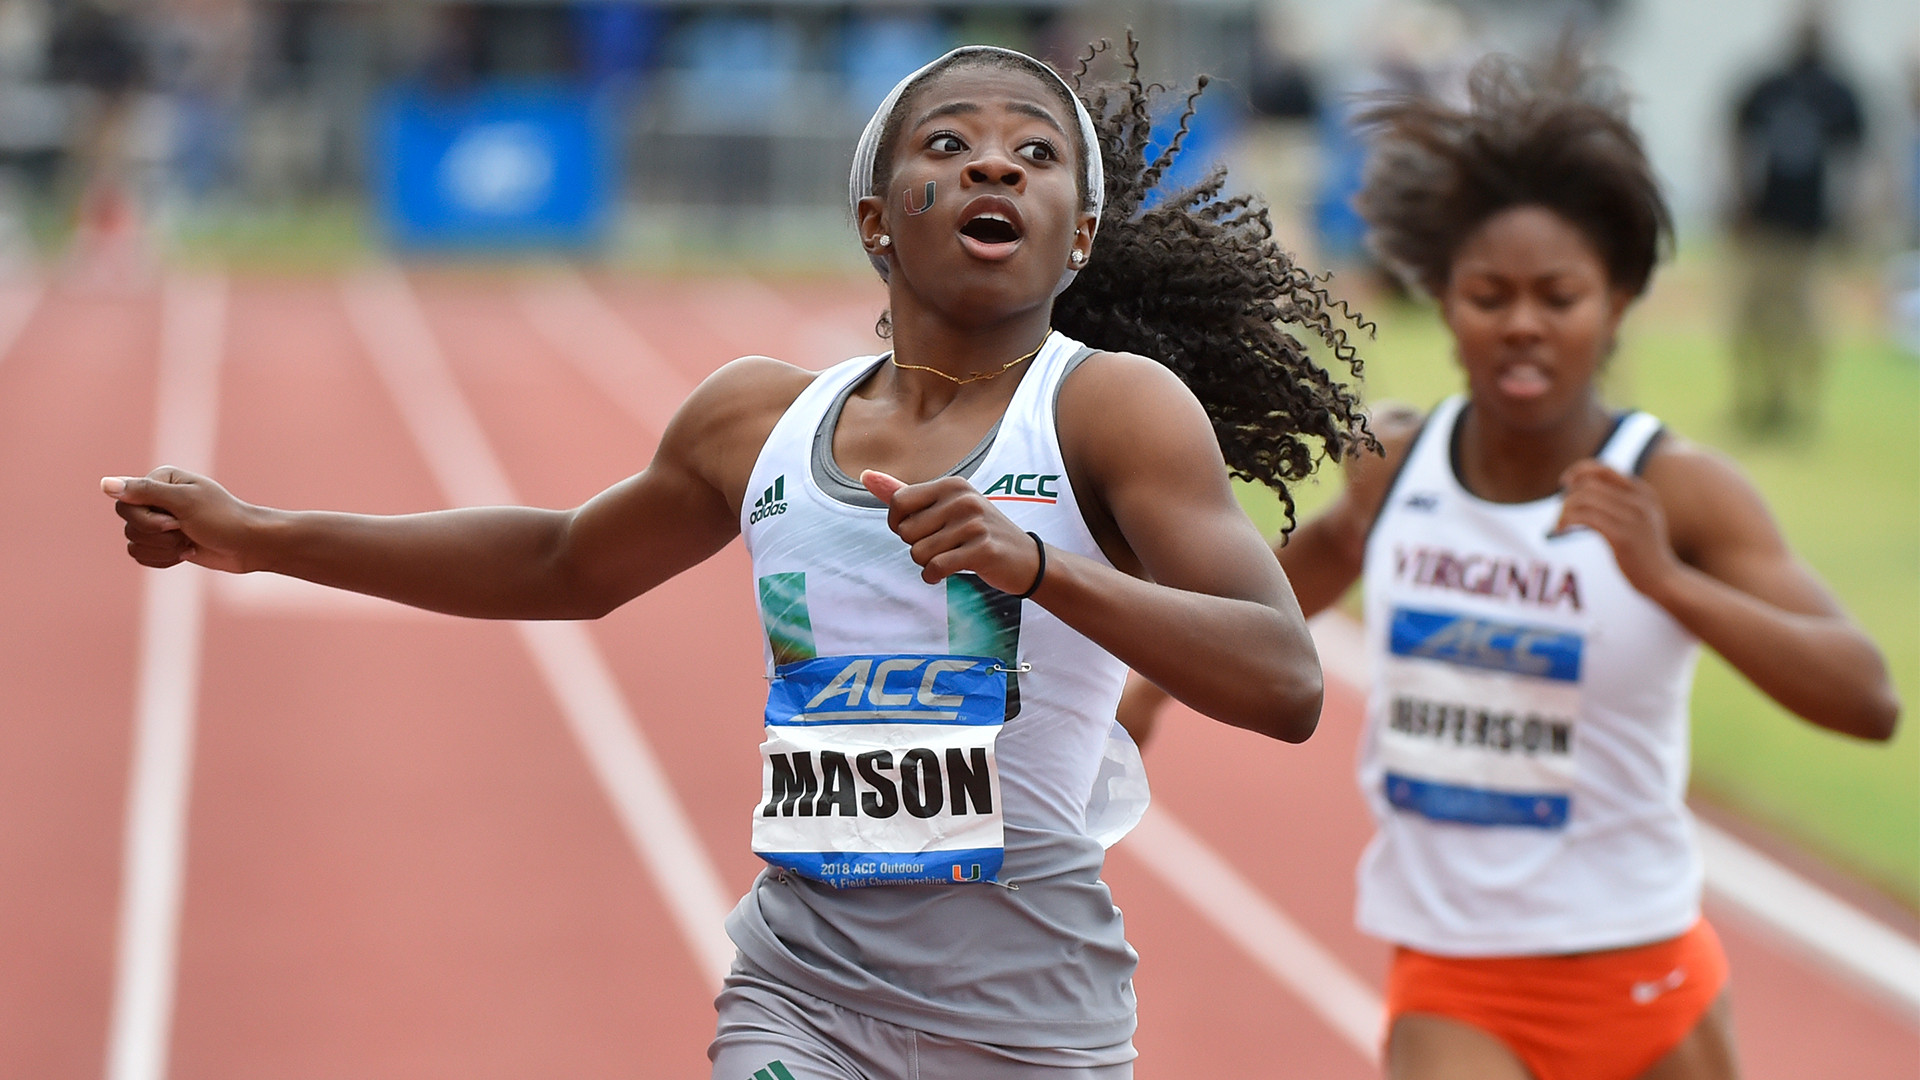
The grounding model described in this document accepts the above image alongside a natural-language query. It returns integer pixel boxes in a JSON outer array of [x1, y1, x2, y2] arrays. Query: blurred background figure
[[1728, 9, 1865, 436], [47, 0, 149, 285], [1228, 2, 1320, 262]]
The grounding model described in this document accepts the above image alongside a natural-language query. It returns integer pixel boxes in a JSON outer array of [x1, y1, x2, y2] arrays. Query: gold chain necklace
[[889, 332, 1050, 386]]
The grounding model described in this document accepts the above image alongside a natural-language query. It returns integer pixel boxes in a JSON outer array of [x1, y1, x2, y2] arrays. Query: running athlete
[[1117, 50, 1899, 1080], [104, 42, 1372, 1079]]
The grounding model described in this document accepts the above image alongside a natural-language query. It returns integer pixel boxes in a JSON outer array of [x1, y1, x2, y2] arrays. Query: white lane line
[[106, 274, 227, 1080], [519, 270, 693, 437], [1307, 609, 1920, 1017], [1121, 807, 1384, 1063], [0, 276, 42, 369], [340, 266, 737, 991], [1697, 823, 1920, 1015]]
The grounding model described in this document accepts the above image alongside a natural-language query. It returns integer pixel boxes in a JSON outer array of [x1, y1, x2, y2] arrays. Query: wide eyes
[[1018, 140, 1060, 162], [922, 131, 1061, 164]]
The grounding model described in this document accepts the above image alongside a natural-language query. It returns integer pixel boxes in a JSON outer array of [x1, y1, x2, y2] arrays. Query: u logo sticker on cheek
[[903, 181, 936, 215]]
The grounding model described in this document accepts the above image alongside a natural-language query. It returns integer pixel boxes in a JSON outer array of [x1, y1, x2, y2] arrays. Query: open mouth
[[1495, 362, 1551, 400], [959, 213, 1021, 245]]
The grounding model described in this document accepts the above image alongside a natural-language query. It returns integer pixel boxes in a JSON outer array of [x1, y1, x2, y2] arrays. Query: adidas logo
[[752, 1062, 797, 1080], [749, 475, 788, 524]]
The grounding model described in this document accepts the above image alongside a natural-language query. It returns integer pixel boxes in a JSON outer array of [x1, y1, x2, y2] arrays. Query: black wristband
[[1014, 531, 1046, 600]]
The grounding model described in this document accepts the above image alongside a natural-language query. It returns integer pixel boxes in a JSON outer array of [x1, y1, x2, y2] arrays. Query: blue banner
[[372, 83, 613, 251]]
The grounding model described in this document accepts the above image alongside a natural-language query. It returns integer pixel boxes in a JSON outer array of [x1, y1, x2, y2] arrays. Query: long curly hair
[[868, 37, 1374, 531], [1353, 47, 1671, 298]]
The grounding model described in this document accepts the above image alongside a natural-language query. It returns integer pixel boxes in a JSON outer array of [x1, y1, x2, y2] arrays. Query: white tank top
[[1356, 395, 1702, 957], [722, 331, 1147, 1054]]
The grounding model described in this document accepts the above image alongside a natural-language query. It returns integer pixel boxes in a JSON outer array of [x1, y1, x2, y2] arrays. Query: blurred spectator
[[0, 0, 57, 268], [1315, 0, 1474, 272], [842, 11, 948, 116], [1232, 2, 1320, 259], [1728, 12, 1865, 435], [48, 0, 149, 282], [150, 0, 251, 203]]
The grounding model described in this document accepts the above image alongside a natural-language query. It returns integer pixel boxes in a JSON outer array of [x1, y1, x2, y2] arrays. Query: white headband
[[848, 45, 1104, 288]]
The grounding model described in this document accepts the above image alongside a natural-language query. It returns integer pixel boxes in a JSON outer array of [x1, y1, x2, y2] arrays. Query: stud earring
[[1069, 250, 1087, 267], [876, 234, 892, 248]]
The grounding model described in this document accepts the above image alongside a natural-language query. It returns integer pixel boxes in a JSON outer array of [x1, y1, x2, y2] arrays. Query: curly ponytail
[[1054, 37, 1375, 530]]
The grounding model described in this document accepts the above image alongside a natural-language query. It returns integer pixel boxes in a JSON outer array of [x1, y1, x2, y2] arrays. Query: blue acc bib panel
[[753, 654, 1009, 888]]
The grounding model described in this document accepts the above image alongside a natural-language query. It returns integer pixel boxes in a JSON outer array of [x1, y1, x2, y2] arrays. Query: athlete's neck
[[882, 306, 1054, 408], [1457, 393, 1615, 503]]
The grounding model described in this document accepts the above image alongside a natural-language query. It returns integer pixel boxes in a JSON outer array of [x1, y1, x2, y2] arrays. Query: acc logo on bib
[[753, 654, 1008, 888], [1378, 607, 1582, 829]]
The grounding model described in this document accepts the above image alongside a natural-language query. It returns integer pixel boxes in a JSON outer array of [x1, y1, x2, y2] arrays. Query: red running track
[[1, 270, 1914, 1079]]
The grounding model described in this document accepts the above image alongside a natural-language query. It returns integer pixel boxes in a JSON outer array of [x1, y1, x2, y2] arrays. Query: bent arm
[[1055, 356, 1322, 743], [1109, 402, 1418, 747], [1562, 447, 1900, 741]]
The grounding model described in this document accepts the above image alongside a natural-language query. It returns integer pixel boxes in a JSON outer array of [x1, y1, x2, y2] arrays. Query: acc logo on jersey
[[983, 472, 1059, 503]]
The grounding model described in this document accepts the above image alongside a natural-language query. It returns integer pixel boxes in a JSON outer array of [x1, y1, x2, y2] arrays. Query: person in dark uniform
[[1729, 13, 1865, 435]]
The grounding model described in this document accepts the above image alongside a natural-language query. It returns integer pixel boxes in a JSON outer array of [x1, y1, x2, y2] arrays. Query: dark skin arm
[[1115, 403, 1421, 746], [1557, 443, 1899, 741], [105, 356, 814, 620], [867, 352, 1322, 743]]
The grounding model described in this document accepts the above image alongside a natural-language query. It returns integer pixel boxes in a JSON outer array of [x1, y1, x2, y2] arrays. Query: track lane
[[162, 277, 718, 1079], [35, 269, 1914, 1079], [0, 283, 162, 1080]]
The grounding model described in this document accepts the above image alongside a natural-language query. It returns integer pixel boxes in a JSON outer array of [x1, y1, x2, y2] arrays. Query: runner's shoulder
[[1636, 432, 1777, 556], [669, 355, 817, 444], [1056, 349, 1205, 428]]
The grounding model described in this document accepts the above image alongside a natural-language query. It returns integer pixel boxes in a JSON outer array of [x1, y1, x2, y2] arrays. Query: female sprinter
[[1118, 51, 1899, 1080], [105, 42, 1371, 1079]]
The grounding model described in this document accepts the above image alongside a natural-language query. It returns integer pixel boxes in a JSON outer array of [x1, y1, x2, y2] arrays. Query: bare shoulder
[[1367, 400, 1426, 457], [676, 355, 817, 431], [1057, 349, 1195, 406], [1638, 433, 1781, 561], [662, 355, 819, 510], [1339, 399, 1426, 523]]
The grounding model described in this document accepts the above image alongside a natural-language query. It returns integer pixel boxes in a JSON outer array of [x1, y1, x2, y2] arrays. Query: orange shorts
[[1385, 919, 1730, 1080]]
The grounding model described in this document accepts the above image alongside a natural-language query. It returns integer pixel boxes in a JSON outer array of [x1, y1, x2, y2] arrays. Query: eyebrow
[[909, 99, 1069, 138]]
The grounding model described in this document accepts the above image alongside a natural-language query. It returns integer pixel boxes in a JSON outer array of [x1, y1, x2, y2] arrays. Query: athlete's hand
[[1553, 460, 1683, 601], [862, 470, 1044, 594], [102, 467, 259, 574]]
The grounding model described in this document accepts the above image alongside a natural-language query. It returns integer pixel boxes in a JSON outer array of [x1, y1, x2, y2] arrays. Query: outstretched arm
[[1557, 446, 1900, 741], [104, 356, 810, 621]]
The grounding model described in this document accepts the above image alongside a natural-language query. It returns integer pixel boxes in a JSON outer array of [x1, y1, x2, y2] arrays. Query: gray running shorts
[[709, 969, 1135, 1080]]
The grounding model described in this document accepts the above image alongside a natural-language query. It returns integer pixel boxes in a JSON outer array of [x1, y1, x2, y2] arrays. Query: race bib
[[1378, 608, 1582, 829], [753, 654, 1007, 888]]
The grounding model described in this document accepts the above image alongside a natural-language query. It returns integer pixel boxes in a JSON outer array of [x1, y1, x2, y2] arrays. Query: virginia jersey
[[1358, 395, 1703, 957]]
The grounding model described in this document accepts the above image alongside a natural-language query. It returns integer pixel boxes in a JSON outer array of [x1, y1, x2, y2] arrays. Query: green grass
[[1238, 260, 1920, 907]]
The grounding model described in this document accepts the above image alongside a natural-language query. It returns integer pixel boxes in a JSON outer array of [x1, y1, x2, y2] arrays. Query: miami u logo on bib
[[753, 653, 1009, 888]]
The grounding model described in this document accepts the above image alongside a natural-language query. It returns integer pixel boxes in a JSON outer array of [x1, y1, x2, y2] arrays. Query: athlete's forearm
[[1032, 548, 1322, 742], [1645, 564, 1899, 740], [251, 505, 607, 620]]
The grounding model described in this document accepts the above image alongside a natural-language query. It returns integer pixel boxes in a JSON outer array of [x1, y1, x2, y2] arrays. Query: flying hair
[[1353, 45, 1672, 298], [863, 36, 1376, 532]]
